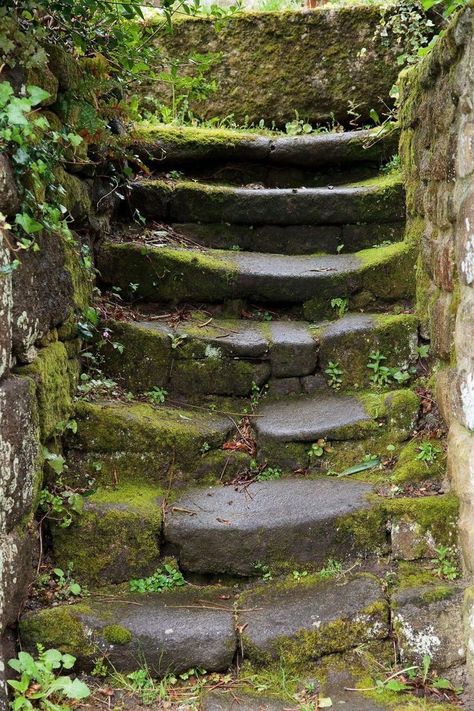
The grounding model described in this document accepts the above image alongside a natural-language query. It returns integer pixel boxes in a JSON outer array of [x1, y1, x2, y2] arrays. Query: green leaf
[[385, 679, 409, 692], [26, 85, 51, 107], [0, 81, 14, 108], [15, 213, 43, 235], [6, 97, 32, 125], [61, 653, 77, 669], [69, 582, 82, 596], [61, 676, 91, 699], [336, 458, 380, 477]]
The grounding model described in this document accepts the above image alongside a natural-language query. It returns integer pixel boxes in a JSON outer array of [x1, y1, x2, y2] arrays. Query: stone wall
[[0, 45, 107, 700], [398, 1, 474, 681], [143, 5, 424, 127]]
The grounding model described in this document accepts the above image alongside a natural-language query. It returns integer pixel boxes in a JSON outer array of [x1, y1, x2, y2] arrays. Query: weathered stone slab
[[269, 321, 317, 377], [202, 692, 288, 711], [0, 376, 40, 533], [164, 479, 374, 574], [0, 527, 33, 632], [0, 225, 12, 380], [393, 583, 466, 669], [0, 155, 19, 217], [20, 587, 236, 674], [239, 575, 388, 662], [130, 179, 405, 226], [255, 393, 371, 442]]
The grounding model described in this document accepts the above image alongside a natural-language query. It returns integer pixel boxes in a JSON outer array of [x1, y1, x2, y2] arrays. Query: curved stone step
[[98, 240, 415, 319], [127, 125, 398, 168], [101, 312, 418, 394], [19, 574, 387, 674], [129, 174, 404, 225], [255, 389, 419, 444], [171, 221, 405, 255], [164, 479, 375, 574]]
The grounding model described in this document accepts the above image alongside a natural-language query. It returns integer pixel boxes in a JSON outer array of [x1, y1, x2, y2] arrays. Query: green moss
[[391, 439, 445, 484], [102, 624, 132, 645], [18, 342, 74, 440], [20, 605, 95, 658], [52, 482, 164, 586], [140, 6, 410, 127]]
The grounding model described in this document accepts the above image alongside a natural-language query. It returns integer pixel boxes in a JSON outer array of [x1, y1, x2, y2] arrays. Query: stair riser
[[101, 314, 418, 396], [172, 221, 405, 255], [130, 182, 405, 226]]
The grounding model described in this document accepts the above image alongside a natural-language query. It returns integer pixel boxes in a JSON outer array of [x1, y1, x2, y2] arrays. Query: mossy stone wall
[[399, 0, 474, 682], [144, 6, 413, 127]]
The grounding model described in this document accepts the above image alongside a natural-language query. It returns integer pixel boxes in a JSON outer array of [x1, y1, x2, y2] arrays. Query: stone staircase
[[20, 126, 463, 708]]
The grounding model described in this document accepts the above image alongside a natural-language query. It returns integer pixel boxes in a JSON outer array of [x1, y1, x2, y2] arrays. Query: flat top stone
[[165, 479, 372, 533], [269, 320, 316, 347], [321, 313, 376, 339], [255, 393, 369, 441], [233, 251, 360, 279], [240, 575, 386, 649]]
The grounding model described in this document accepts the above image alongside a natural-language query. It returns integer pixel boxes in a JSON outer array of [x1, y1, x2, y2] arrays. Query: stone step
[[127, 124, 399, 168], [170, 221, 405, 255], [19, 574, 388, 673], [64, 399, 236, 490], [164, 479, 375, 575], [98, 240, 415, 319], [128, 174, 404, 225], [102, 312, 418, 396]]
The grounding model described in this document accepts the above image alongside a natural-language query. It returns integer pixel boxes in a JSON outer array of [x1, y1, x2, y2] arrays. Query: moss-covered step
[[98, 241, 415, 315], [238, 573, 388, 665], [51, 483, 163, 585], [102, 312, 418, 394], [164, 478, 375, 575], [129, 174, 404, 225], [171, 221, 405, 255], [65, 400, 235, 487], [255, 389, 419, 446], [127, 125, 399, 168], [19, 585, 236, 674]]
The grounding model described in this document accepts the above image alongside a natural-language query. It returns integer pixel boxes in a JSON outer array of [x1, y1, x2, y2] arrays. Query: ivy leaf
[[26, 85, 51, 107], [6, 98, 32, 126], [67, 132, 83, 147], [0, 81, 14, 108], [15, 213, 43, 234]]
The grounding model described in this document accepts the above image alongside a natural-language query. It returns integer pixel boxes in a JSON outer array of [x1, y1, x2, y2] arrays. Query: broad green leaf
[[0, 81, 14, 108], [61, 653, 77, 670], [26, 85, 51, 107], [6, 98, 32, 126], [61, 676, 91, 699], [385, 679, 408, 692], [15, 213, 43, 235]]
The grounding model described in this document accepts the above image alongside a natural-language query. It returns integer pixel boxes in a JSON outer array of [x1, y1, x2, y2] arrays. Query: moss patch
[[102, 624, 132, 645]]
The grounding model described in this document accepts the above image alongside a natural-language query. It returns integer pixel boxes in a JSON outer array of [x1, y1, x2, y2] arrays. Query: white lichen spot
[[461, 217, 474, 285], [204, 344, 222, 360], [460, 371, 474, 431], [395, 614, 441, 660]]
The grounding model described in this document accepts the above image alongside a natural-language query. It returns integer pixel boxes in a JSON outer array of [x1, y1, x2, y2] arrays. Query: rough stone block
[[0, 156, 19, 217], [393, 582, 466, 670], [448, 420, 474, 573], [391, 517, 437, 561], [0, 226, 12, 381], [0, 376, 40, 534], [0, 527, 33, 632]]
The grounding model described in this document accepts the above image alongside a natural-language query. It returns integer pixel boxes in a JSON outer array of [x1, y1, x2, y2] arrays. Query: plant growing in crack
[[325, 361, 343, 390], [416, 441, 442, 464], [145, 386, 168, 405], [330, 297, 349, 319]]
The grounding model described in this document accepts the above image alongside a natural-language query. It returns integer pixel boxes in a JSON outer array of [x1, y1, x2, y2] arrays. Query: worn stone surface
[[239, 574, 388, 662], [11, 233, 90, 363], [0, 527, 33, 632], [173, 221, 404, 255], [0, 376, 40, 534], [143, 8, 422, 126], [20, 587, 236, 674], [130, 178, 405, 225], [0, 226, 12, 380], [164, 479, 375, 574], [448, 420, 474, 574], [255, 393, 371, 442], [391, 517, 437, 561], [0, 155, 20, 217], [393, 583, 466, 669], [202, 692, 289, 711]]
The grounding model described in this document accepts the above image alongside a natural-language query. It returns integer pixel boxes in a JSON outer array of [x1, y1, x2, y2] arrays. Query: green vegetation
[[8, 646, 90, 710], [129, 562, 186, 593]]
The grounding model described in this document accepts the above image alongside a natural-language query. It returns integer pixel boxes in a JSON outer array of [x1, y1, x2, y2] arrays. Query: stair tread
[[20, 573, 387, 673], [98, 240, 414, 312], [127, 124, 398, 168], [164, 479, 374, 574], [255, 391, 370, 441]]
